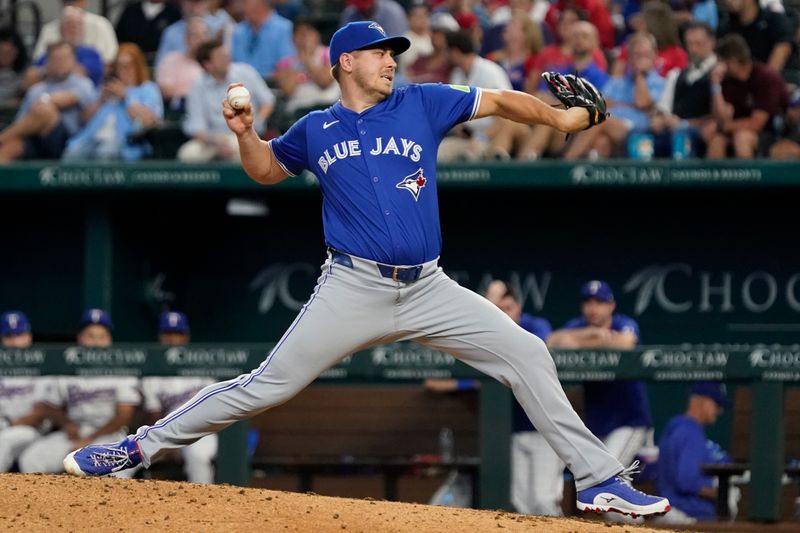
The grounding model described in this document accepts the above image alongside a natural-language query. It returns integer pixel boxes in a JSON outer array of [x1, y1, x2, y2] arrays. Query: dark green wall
[[4, 186, 798, 348]]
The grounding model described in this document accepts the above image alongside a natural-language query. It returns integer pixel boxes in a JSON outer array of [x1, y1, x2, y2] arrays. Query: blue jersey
[[656, 415, 725, 520], [514, 314, 553, 432], [269, 83, 482, 265], [562, 314, 652, 436]]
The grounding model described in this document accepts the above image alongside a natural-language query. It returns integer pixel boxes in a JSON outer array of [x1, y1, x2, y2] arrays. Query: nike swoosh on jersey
[[323, 120, 340, 129]]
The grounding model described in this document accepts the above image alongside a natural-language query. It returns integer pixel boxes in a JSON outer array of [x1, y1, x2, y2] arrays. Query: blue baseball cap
[[690, 381, 729, 408], [79, 308, 113, 330], [580, 280, 614, 302], [329, 21, 411, 69], [159, 311, 190, 334], [1, 311, 31, 336]]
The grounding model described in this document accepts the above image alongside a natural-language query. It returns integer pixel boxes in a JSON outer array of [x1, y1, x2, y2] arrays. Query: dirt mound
[[0, 473, 674, 532]]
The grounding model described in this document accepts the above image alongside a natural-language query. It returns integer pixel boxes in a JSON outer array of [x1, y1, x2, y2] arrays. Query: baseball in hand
[[227, 85, 251, 110]]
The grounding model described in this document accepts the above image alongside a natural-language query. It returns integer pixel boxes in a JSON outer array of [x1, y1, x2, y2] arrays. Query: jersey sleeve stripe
[[267, 139, 296, 177], [468, 87, 482, 121]]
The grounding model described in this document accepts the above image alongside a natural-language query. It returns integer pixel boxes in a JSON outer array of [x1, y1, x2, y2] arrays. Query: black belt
[[330, 250, 424, 282]]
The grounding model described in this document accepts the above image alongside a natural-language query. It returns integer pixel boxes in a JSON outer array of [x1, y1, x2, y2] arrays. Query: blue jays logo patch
[[396, 168, 427, 201], [368, 22, 387, 36]]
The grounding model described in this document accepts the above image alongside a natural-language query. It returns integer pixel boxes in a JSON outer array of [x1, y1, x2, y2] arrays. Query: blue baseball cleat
[[63, 438, 142, 476], [577, 462, 670, 517]]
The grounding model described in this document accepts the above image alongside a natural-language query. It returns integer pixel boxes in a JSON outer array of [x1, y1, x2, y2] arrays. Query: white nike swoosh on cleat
[[323, 120, 339, 129], [63, 451, 86, 476]]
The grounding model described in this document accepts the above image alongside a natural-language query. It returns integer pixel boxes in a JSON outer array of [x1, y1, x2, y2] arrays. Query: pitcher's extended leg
[[397, 271, 622, 490]]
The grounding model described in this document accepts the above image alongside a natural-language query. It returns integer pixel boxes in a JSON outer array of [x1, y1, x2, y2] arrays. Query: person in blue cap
[[158, 310, 191, 346], [77, 308, 114, 348], [0, 310, 50, 473], [65, 21, 668, 520], [655, 382, 732, 523], [549, 281, 654, 470], [141, 311, 218, 483], [17, 308, 140, 475], [1, 310, 33, 348]]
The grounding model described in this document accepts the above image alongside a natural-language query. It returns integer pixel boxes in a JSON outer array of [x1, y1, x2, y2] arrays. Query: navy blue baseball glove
[[542, 72, 608, 129]]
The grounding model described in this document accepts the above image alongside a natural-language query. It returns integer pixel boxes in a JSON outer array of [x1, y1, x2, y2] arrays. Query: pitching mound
[[0, 474, 674, 532]]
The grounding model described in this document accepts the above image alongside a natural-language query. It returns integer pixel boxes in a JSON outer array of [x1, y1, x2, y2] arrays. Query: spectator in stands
[[652, 22, 717, 157], [515, 20, 608, 160], [524, 7, 608, 95], [34, 0, 118, 64], [488, 9, 543, 91], [140, 312, 218, 484], [544, 0, 614, 50], [643, 2, 688, 76], [155, 0, 234, 67], [0, 28, 28, 106], [398, 0, 433, 77], [480, 0, 513, 57], [406, 12, 457, 84], [271, 0, 304, 21], [156, 16, 208, 106], [655, 382, 731, 523], [0, 42, 97, 163], [339, 0, 409, 37], [511, 0, 551, 24], [179, 39, 274, 162], [718, 0, 800, 84], [548, 281, 653, 468], [115, 0, 182, 58], [17, 309, 140, 475], [769, 88, 800, 158], [672, 0, 719, 30], [564, 32, 664, 159], [483, 10, 545, 159], [0, 312, 52, 473], [454, 11, 483, 53], [231, 0, 295, 79], [26, 7, 104, 88], [63, 43, 163, 161], [703, 34, 788, 159], [613, 2, 688, 78], [274, 18, 338, 115], [438, 30, 512, 162]]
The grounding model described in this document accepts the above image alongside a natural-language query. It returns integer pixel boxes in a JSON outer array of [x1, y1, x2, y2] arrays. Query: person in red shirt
[[545, 0, 615, 50], [524, 7, 607, 95], [703, 33, 789, 158], [612, 2, 688, 77]]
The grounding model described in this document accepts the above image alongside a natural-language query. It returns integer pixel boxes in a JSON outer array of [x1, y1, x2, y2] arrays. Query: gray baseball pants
[[133, 251, 623, 490]]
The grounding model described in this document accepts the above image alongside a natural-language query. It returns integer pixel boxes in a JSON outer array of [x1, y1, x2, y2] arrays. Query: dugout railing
[[1, 342, 796, 521]]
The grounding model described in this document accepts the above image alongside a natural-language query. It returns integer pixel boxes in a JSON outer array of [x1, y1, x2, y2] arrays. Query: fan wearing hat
[[340, 0, 408, 39], [549, 281, 654, 469], [141, 312, 218, 484], [655, 382, 731, 523], [16, 308, 140, 475]]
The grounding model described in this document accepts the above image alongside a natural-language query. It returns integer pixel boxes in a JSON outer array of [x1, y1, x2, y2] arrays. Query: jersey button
[[373, 176, 379, 182], [359, 130, 366, 135], [357, 119, 364, 124], [384, 210, 390, 216]]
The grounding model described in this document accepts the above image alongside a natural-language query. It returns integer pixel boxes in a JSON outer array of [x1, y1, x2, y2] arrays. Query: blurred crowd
[[1, 0, 800, 163]]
